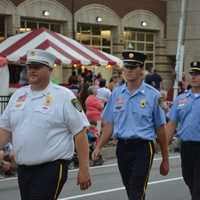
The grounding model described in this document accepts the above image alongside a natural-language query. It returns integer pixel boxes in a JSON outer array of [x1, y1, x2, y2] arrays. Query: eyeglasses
[[189, 71, 200, 76]]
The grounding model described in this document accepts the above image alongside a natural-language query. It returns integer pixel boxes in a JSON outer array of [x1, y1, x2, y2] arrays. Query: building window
[[0, 15, 5, 42], [20, 18, 62, 33], [124, 29, 155, 69], [76, 23, 112, 53]]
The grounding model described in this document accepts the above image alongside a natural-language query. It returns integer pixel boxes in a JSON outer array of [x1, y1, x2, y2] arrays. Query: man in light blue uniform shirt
[[92, 50, 169, 200], [167, 61, 200, 200]]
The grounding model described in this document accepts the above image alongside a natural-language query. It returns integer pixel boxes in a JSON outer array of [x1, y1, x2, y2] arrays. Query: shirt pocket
[[113, 106, 126, 129], [177, 104, 191, 122], [31, 106, 53, 128], [132, 107, 153, 126], [10, 105, 25, 128]]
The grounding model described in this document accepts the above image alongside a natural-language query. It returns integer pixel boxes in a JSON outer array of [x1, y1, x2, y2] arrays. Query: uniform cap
[[26, 49, 56, 68], [122, 50, 145, 69], [190, 61, 200, 72]]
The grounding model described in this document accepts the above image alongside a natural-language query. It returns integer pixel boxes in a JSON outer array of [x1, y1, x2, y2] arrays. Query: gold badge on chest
[[44, 94, 53, 107], [140, 99, 146, 108]]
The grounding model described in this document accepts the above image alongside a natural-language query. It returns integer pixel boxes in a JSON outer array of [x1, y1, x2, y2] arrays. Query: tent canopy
[[0, 28, 122, 67]]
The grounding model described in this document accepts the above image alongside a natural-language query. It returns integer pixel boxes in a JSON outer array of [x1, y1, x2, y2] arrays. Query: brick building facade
[[2, 0, 197, 88]]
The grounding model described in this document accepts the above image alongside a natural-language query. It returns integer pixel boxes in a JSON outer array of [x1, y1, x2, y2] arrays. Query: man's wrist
[[0, 160, 4, 167]]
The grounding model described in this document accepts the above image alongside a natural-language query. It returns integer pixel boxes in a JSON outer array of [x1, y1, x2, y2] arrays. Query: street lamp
[[141, 21, 147, 27], [96, 16, 103, 23], [42, 10, 50, 16]]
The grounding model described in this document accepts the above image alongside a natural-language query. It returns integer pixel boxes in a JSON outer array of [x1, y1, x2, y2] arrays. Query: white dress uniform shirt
[[0, 82, 89, 165]]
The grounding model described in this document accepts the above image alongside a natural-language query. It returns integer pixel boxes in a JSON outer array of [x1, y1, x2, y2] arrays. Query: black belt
[[18, 159, 71, 169], [117, 138, 151, 144]]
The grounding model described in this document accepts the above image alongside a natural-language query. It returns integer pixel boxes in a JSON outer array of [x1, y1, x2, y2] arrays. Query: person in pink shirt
[[85, 86, 104, 136]]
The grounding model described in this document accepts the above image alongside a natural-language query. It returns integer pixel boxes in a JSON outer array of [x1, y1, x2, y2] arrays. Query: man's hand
[[92, 147, 101, 161], [77, 168, 91, 190], [160, 159, 169, 176], [1, 160, 12, 172], [74, 129, 91, 190]]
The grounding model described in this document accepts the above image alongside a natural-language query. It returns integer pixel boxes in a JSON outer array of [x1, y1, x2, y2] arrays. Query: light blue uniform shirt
[[169, 90, 200, 141], [102, 81, 166, 140]]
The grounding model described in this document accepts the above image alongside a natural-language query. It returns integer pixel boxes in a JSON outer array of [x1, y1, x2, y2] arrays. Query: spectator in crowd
[[94, 73, 102, 87], [79, 79, 91, 112], [97, 79, 111, 106], [145, 68, 163, 91], [85, 85, 104, 136], [108, 74, 120, 91], [68, 70, 78, 85], [67, 74, 81, 98]]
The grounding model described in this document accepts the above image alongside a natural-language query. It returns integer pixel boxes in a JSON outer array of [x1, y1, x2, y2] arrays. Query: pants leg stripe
[[54, 163, 63, 200], [141, 141, 154, 200]]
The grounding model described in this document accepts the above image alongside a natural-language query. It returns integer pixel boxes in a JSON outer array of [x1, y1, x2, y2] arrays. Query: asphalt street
[[0, 153, 190, 200]]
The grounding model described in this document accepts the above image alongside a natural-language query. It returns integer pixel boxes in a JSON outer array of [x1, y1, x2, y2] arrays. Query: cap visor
[[123, 61, 142, 68], [190, 67, 200, 71], [26, 61, 50, 68]]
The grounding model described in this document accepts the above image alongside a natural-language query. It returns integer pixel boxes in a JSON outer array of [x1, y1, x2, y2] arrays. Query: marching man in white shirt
[[0, 49, 91, 200]]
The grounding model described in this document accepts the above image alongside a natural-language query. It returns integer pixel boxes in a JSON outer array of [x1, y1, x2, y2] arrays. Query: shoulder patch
[[71, 98, 82, 112]]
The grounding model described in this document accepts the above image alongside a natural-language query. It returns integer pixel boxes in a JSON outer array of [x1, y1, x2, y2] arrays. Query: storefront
[[76, 23, 113, 54], [19, 18, 64, 33], [0, 15, 6, 42], [124, 29, 155, 70]]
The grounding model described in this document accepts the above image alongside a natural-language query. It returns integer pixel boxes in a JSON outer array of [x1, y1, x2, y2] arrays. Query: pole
[[71, 0, 75, 39], [173, 0, 188, 100]]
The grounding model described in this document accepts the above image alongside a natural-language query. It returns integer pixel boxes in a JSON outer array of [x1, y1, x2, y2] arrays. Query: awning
[[0, 28, 122, 66]]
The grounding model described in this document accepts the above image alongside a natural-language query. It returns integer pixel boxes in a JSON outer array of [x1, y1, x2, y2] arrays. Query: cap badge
[[140, 99, 146, 108], [129, 53, 134, 59], [193, 62, 197, 67]]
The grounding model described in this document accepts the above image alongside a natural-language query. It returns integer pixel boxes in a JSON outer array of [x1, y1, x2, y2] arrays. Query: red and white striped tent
[[0, 28, 122, 67]]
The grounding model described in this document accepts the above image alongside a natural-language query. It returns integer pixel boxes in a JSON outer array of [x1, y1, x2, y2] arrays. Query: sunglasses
[[189, 71, 200, 76], [124, 64, 143, 70]]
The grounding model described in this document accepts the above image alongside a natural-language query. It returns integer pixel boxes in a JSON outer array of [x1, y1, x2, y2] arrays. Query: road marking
[[0, 155, 180, 182], [58, 177, 183, 200]]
